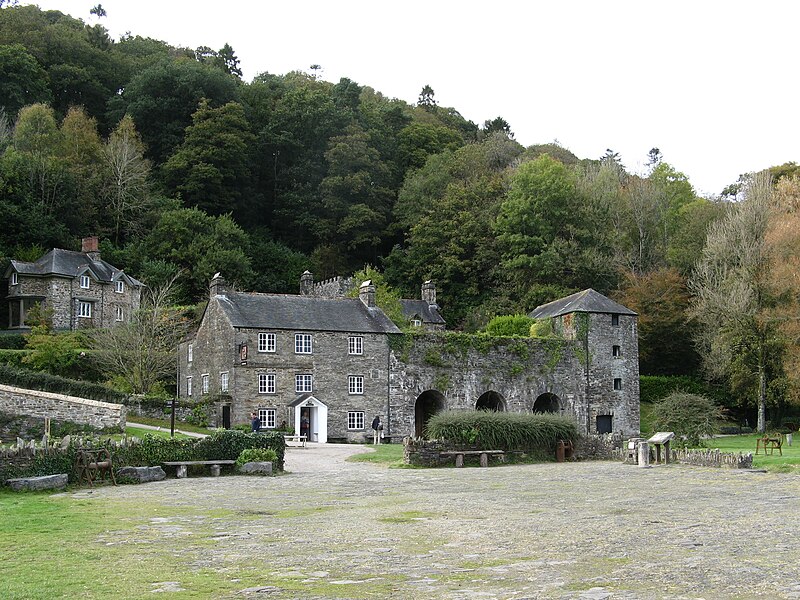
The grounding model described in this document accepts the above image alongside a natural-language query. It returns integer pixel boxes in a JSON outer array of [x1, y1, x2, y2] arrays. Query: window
[[348, 375, 364, 395], [612, 345, 621, 358], [258, 332, 276, 353], [258, 373, 275, 394], [348, 411, 365, 430], [10, 272, 18, 285], [348, 336, 363, 355], [295, 374, 313, 393], [295, 333, 312, 354], [80, 275, 90, 289], [259, 408, 276, 429], [611, 314, 619, 326], [78, 301, 92, 318], [188, 344, 193, 363], [201, 374, 209, 394], [186, 376, 193, 396], [411, 319, 422, 328], [613, 378, 622, 391], [220, 371, 229, 392], [116, 306, 124, 322], [115, 280, 124, 293], [596, 415, 613, 434]]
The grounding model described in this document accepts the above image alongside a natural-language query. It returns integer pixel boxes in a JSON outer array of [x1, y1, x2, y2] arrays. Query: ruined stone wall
[[0, 384, 126, 431]]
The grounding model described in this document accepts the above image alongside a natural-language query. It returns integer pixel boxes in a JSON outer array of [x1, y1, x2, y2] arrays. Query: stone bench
[[440, 450, 505, 468], [7, 473, 68, 491], [163, 460, 236, 478]]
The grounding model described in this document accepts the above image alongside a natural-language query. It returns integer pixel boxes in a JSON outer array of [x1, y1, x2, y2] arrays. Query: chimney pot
[[359, 280, 376, 308]]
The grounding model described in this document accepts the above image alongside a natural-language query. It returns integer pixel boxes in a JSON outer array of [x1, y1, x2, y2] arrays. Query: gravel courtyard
[[80, 444, 800, 599]]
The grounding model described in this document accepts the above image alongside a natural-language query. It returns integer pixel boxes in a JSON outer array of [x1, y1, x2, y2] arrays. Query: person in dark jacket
[[251, 412, 261, 433], [371, 415, 382, 444]]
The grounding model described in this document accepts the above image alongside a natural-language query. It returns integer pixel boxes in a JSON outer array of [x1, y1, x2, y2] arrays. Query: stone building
[[5, 237, 143, 330], [179, 274, 640, 441], [399, 281, 446, 331]]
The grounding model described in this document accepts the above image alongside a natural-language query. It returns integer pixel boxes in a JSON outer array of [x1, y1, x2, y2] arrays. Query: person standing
[[371, 415, 382, 445], [251, 412, 261, 433]]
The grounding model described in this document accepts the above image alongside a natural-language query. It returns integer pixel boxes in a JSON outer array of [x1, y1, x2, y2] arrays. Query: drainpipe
[[386, 342, 391, 441]]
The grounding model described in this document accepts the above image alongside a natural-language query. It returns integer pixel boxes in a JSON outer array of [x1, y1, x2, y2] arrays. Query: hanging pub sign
[[239, 343, 248, 364]]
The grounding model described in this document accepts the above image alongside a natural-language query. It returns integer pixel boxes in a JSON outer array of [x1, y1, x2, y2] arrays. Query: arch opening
[[476, 391, 506, 412], [414, 390, 445, 438], [533, 393, 560, 414]]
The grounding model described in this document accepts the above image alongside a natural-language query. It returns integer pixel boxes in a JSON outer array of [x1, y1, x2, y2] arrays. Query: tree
[[481, 116, 513, 138], [689, 171, 780, 432], [91, 275, 190, 395], [417, 84, 436, 110], [651, 392, 726, 447], [0, 43, 51, 116]]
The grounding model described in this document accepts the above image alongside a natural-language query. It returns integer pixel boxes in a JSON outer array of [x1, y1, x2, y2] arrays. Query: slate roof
[[529, 289, 637, 319], [399, 299, 446, 325], [217, 291, 402, 334], [7, 248, 143, 286]]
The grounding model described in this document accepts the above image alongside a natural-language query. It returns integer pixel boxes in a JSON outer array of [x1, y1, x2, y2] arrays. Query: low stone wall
[[404, 438, 453, 467], [0, 384, 125, 432], [671, 447, 753, 469]]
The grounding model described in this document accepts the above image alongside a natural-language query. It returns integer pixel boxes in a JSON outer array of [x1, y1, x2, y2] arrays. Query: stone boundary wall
[[671, 447, 754, 469], [404, 438, 452, 467], [0, 384, 125, 431]]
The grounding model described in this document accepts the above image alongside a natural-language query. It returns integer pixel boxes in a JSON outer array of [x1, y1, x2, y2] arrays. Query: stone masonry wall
[[0, 384, 126, 430]]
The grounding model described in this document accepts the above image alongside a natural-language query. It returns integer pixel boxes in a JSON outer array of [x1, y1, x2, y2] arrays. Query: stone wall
[[671, 447, 754, 469], [0, 384, 126, 431]]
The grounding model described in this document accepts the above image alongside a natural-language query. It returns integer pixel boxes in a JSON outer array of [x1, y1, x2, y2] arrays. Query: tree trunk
[[757, 347, 767, 433]]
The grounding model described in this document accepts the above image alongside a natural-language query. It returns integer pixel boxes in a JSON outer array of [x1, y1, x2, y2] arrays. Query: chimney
[[421, 280, 437, 306], [359, 280, 376, 308], [300, 270, 314, 295], [210, 272, 227, 297], [82, 236, 100, 261]]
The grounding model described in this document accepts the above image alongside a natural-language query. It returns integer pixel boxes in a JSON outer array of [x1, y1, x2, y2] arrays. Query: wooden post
[[44, 417, 51, 438]]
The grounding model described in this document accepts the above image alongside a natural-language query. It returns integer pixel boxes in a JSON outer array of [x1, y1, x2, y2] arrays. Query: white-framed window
[[10, 272, 18, 286], [220, 371, 229, 392], [115, 280, 124, 293], [295, 374, 313, 393], [411, 318, 422, 328], [613, 378, 622, 391], [186, 376, 193, 396], [80, 275, 90, 289], [348, 375, 364, 395], [348, 336, 363, 355], [201, 373, 209, 394], [348, 411, 365, 430], [295, 333, 312, 354], [611, 314, 619, 326], [258, 408, 276, 429], [612, 345, 621, 358], [258, 332, 276, 353], [188, 344, 193, 363], [258, 373, 276, 394], [115, 306, 124, 322], [78, 301, 92, 318]]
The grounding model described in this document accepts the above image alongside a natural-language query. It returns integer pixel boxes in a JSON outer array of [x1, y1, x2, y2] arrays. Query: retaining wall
[[0, 384, 125, 431]]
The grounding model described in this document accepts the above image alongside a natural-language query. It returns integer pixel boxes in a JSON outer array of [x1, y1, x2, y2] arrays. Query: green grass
[[346, 443, 407, 467], [126, 416, 212, 435], [704, 433, 800, 471], [124, 425, 191, 439]]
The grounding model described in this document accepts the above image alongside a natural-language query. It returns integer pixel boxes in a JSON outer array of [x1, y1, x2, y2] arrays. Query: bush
[[0, 364, 127, 403], [425, 410, 577, 457], [484, 315, 535, 337], [0, 334, 26, 349], [236, 448, 278, 467], [651, 392, 727, 447], [0, 349, 29, 366], [640, 375, 727, 405]]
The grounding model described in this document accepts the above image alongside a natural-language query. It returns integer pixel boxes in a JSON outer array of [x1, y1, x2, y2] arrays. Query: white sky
[[27, 0, 800, 196]]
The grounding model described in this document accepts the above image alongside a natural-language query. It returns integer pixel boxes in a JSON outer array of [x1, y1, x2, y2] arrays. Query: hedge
[[0, 349, 29, 367], [640, 375, 727, 405], [0, 364, 128, 402], [0, 334, 26, 349], [425, 410, 578, 457]]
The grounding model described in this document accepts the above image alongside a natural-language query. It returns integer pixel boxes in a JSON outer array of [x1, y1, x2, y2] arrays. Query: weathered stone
[[7, 473, 68, 491], [240, 461, 273, 475], [0, 385, 125, 431], [117, 466, 166, 483]]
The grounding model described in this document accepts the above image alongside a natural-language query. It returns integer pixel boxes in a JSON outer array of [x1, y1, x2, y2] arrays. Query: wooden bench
[[283, 434, 307, 448], [755, 436, 783, 456], [163, 460, 236, 478], [440, 450, 505, 468]]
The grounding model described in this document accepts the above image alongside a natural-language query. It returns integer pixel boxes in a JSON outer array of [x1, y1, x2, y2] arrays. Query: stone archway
[[533, 392, 560, 413], [415, 390, 446, 438], [476, 391, 505, 412]]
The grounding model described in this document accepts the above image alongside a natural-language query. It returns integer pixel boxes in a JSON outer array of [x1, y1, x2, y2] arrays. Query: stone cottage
[[5, 237, 143, 330], [179, 274, 640, 441]]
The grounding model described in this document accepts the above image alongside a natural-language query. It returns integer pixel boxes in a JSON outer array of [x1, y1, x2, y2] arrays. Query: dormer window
[[80, 275, 90, 289], [411, 318, 422, 328], [115, 280, 124, 293], [10, 272, 18, 285]]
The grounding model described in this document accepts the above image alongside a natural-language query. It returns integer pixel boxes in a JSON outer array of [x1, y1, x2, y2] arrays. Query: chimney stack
[[359, 280, 376, 308], [300, 270, 314, 295], [210, 273, 227, 297], [82, 236, 100, 261], [421, 280, 437, 306]]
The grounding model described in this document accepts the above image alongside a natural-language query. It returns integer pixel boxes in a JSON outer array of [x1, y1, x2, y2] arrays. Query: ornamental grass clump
[[425, 410, 577, 456], [236, 448, 278, 468]]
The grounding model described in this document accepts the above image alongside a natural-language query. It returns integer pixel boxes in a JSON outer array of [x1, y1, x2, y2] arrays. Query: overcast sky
[[27, 0, 800, 196]]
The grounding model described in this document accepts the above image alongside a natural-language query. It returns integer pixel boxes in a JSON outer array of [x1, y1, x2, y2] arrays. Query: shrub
[[0, 364, 127, 403], [425, 410, 577, 457], [236, 448, 278, 467], [484, 315, 535, 337], [0, 349, 29, 366], [651, 392, 727, 447], [0, 334, 27, 349], [640, 375, 727, 405]]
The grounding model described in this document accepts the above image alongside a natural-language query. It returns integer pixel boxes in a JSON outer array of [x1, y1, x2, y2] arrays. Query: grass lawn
[[346, 442, 406, 467], [123, 425, 191, 440], [126, 416, 212, 435], [704, 433, 800, 471]]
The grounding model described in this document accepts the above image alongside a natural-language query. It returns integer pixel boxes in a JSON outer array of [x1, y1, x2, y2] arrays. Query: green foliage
[[484, 314, 534, 337], [348, 265, 406, 328], [640, 375, 727, 406], [650, 392, 727, 447], [530, 319, 555, 338], [22, 327, 92, 379], [235, 447, 278, 468], [425, 410, 578, 456], [0, 363, 127, 402], [0, 348, 28, 366], [423, 348, 447, 367]]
